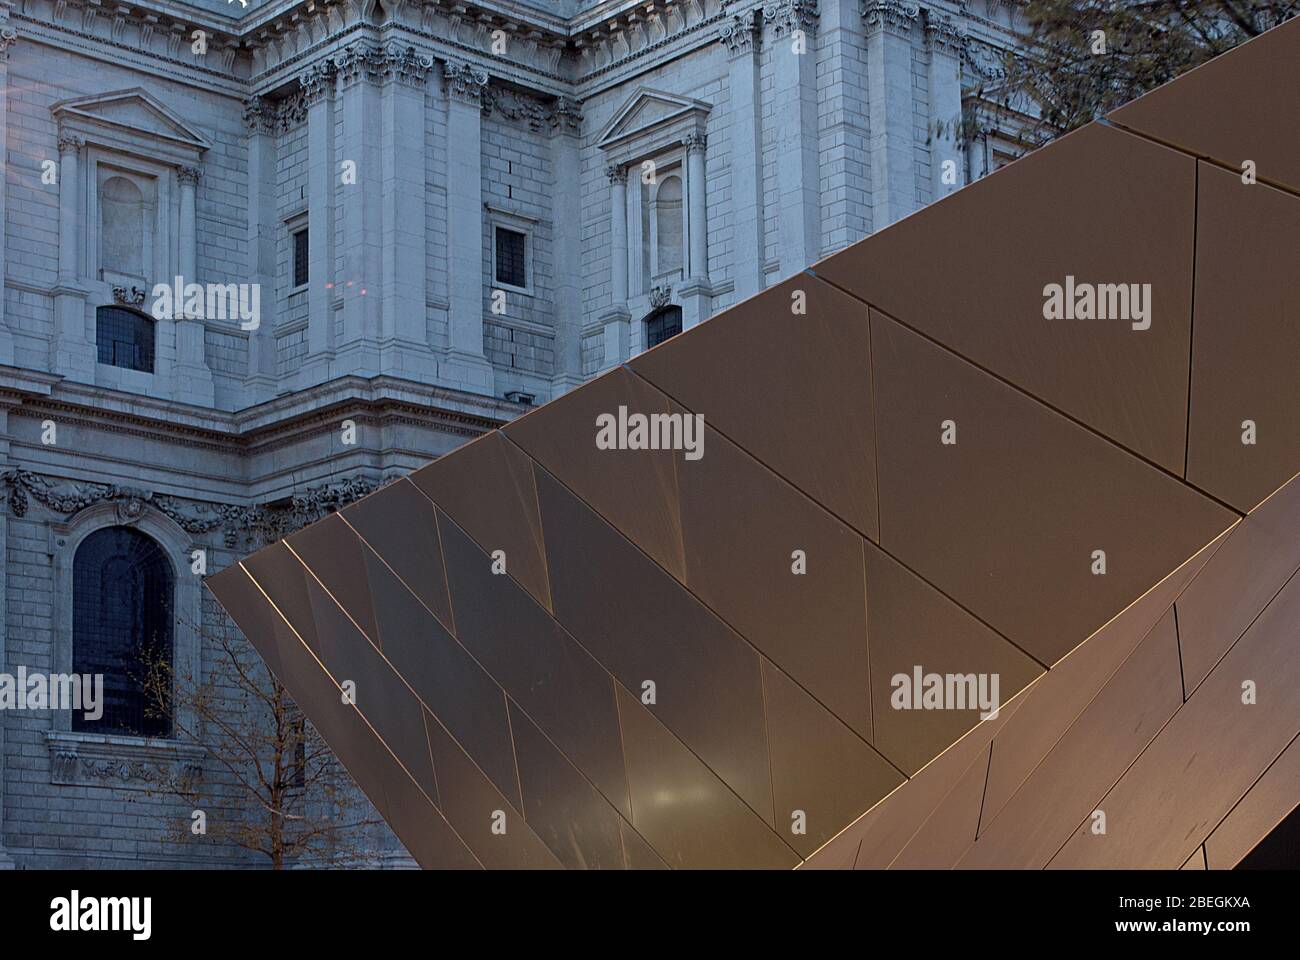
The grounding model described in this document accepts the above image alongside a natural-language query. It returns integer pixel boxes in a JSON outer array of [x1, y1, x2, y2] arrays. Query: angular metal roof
[[208, 18, 1300, 869]]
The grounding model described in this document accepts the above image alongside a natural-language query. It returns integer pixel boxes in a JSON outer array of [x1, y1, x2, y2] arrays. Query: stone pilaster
[[722, 8, 765, 300], [441, 60, 494, 394], [242, 97, 278, 400], [680, 132, 712, 330], [925, 12, 967, 203], [601, 164, 631, 372], [300, 59, 337, 384], [863, 0, 921, 228], [765, 0, 821, 277], [51, 130, 94, 381], [548, 97, 585, 395], [174, 165, 214, 406]]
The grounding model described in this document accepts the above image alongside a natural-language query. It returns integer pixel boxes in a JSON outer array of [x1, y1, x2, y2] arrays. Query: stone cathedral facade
[[0, 0, 1024, 867]]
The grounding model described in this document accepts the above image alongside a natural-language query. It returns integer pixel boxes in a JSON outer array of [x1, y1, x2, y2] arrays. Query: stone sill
[[46, 730, 205, 792]]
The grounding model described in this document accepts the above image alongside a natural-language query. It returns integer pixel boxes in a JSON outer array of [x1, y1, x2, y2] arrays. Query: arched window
[[96, 306, 155, 373], [653, 175, 683, 281], [645, 305, 683, 350], [100, 175, 145, 277], [73, 526, 174, 737]]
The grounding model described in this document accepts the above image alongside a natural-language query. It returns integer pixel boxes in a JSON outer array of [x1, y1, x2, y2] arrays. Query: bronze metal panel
[[371, 731, 481, 870], [628, 274, 878, 538], [533, 466, 774, 823], [1108, 17, 1300, 194], [979, 528, 1229, 826], [340, 478, 453, 630], [205, 565, 285, 679], [1178, 474, 1300, 694], [506, 700, 627, 870], [815, 123, 1196, 473], [438, 509, 630, 820], [422, 707, 563, 870], [1050, 569, 1300, 868], [865, 542, 1043, 775], [1205, 734, 1300, 869], [1181, 848, 1206, 870], [870, 310, 1238, 666], [619, 820, 669, 870], [613, 684, 800, 869], [1186, 167, 1300, 512], [673, 413, 875, 742], [284, 514, 379, 645], [407, 431, 552, 612], [962, 608, 1183, 869], [889, 744, 991, 869], [503, 366, 686, 580], [359, 544, 522, 807], [760, 658, 903, 859]]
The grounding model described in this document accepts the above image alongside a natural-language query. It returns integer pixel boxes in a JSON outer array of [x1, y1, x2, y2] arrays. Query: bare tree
[[140, 618, 384, 869], [982, 1, 1299, 143]]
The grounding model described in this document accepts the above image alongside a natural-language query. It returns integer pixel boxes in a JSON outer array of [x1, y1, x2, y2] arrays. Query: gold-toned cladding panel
[[533, 465, 775, 825], [422, 707, 563, 869], [1204, 733, 1300, 869], [1176, 472, 1300, 694], [506, 701, 631, 869], [864, 542, 1042, 775], [408, 431, 552, 612], [760, 658, 904, 859], [870, 310, 1238, 667], [672, 411, 875, 742], [340, 478, 453, 630], [1050, 569, 1300, 868], [1187, 166, 1300, 513], [612, 683, 801, 869], [503, 366, 686, 580], [628, 273, 878, 539], [814, 123, 1196, 474], [889, 744, 991, 869], [1108, 16, 1300, 194], [438, 510, 632, 821], [285, 513, 380, 643], [962, 608, 1183, 868]]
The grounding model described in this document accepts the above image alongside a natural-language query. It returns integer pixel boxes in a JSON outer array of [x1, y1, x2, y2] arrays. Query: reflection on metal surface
[[206, 19, 1300, 868]]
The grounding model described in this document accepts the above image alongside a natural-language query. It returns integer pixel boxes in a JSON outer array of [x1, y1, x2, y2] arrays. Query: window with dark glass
[[292, 227, 309, 288], [645, 305, 683, 349], [96, 306, 155, 373], [495, 227, 527, 288], [73, 526, 174, 738]]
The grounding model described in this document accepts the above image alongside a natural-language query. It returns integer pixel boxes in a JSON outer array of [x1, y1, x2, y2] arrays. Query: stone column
[[679, 132, 712, 330], [722, 8, 764, 301], [548, 98, 585, 395], [300, 60, 337, 384], [765, 0, 821, 277], [925, 13, 967, 203], [242, 97, 278, 399], [600, 165, 630, 371], [378, 44, 435, 375], [0, 23, 13, 365], [173, 165, 214, 405], [51, 130, 94, 381], [863, 0, 921, 229], [442, 60, 494, 394]]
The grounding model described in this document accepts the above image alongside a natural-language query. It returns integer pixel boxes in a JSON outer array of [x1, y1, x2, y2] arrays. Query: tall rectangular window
[[494, 227, 527, 289], [292, 227, 309, 289]]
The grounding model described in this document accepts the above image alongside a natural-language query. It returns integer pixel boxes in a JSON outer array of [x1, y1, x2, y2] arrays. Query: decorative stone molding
[[683, 131, 708, 155], [606, 164, 628, 185], [297, 60, 337, 107], [47, 731, 204, 793], [862, 0, 920, 33], [111, 284, 147, 306], [443, 60, 490, 105], [764, 0, 820, 40], [482, 84, 546, 130], [334, 41, 381, 88], [1, 469, 377, 550], [964, 38, 1009, 83], [177, 165, 202, 186], [242, 96, 278, 135], [649, 285, 673, 309], [377, 43, 435, 88], [720, 8, 760, 59], [0, 25, 16, 56], [56, 131, 83, 156], [925, 12, 969, 53], [546, 96, 583, 135]]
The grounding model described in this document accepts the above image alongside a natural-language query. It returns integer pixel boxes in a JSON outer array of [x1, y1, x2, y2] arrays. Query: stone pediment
[[51, 88, 211, 157], [596, 87, 711, 156]]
